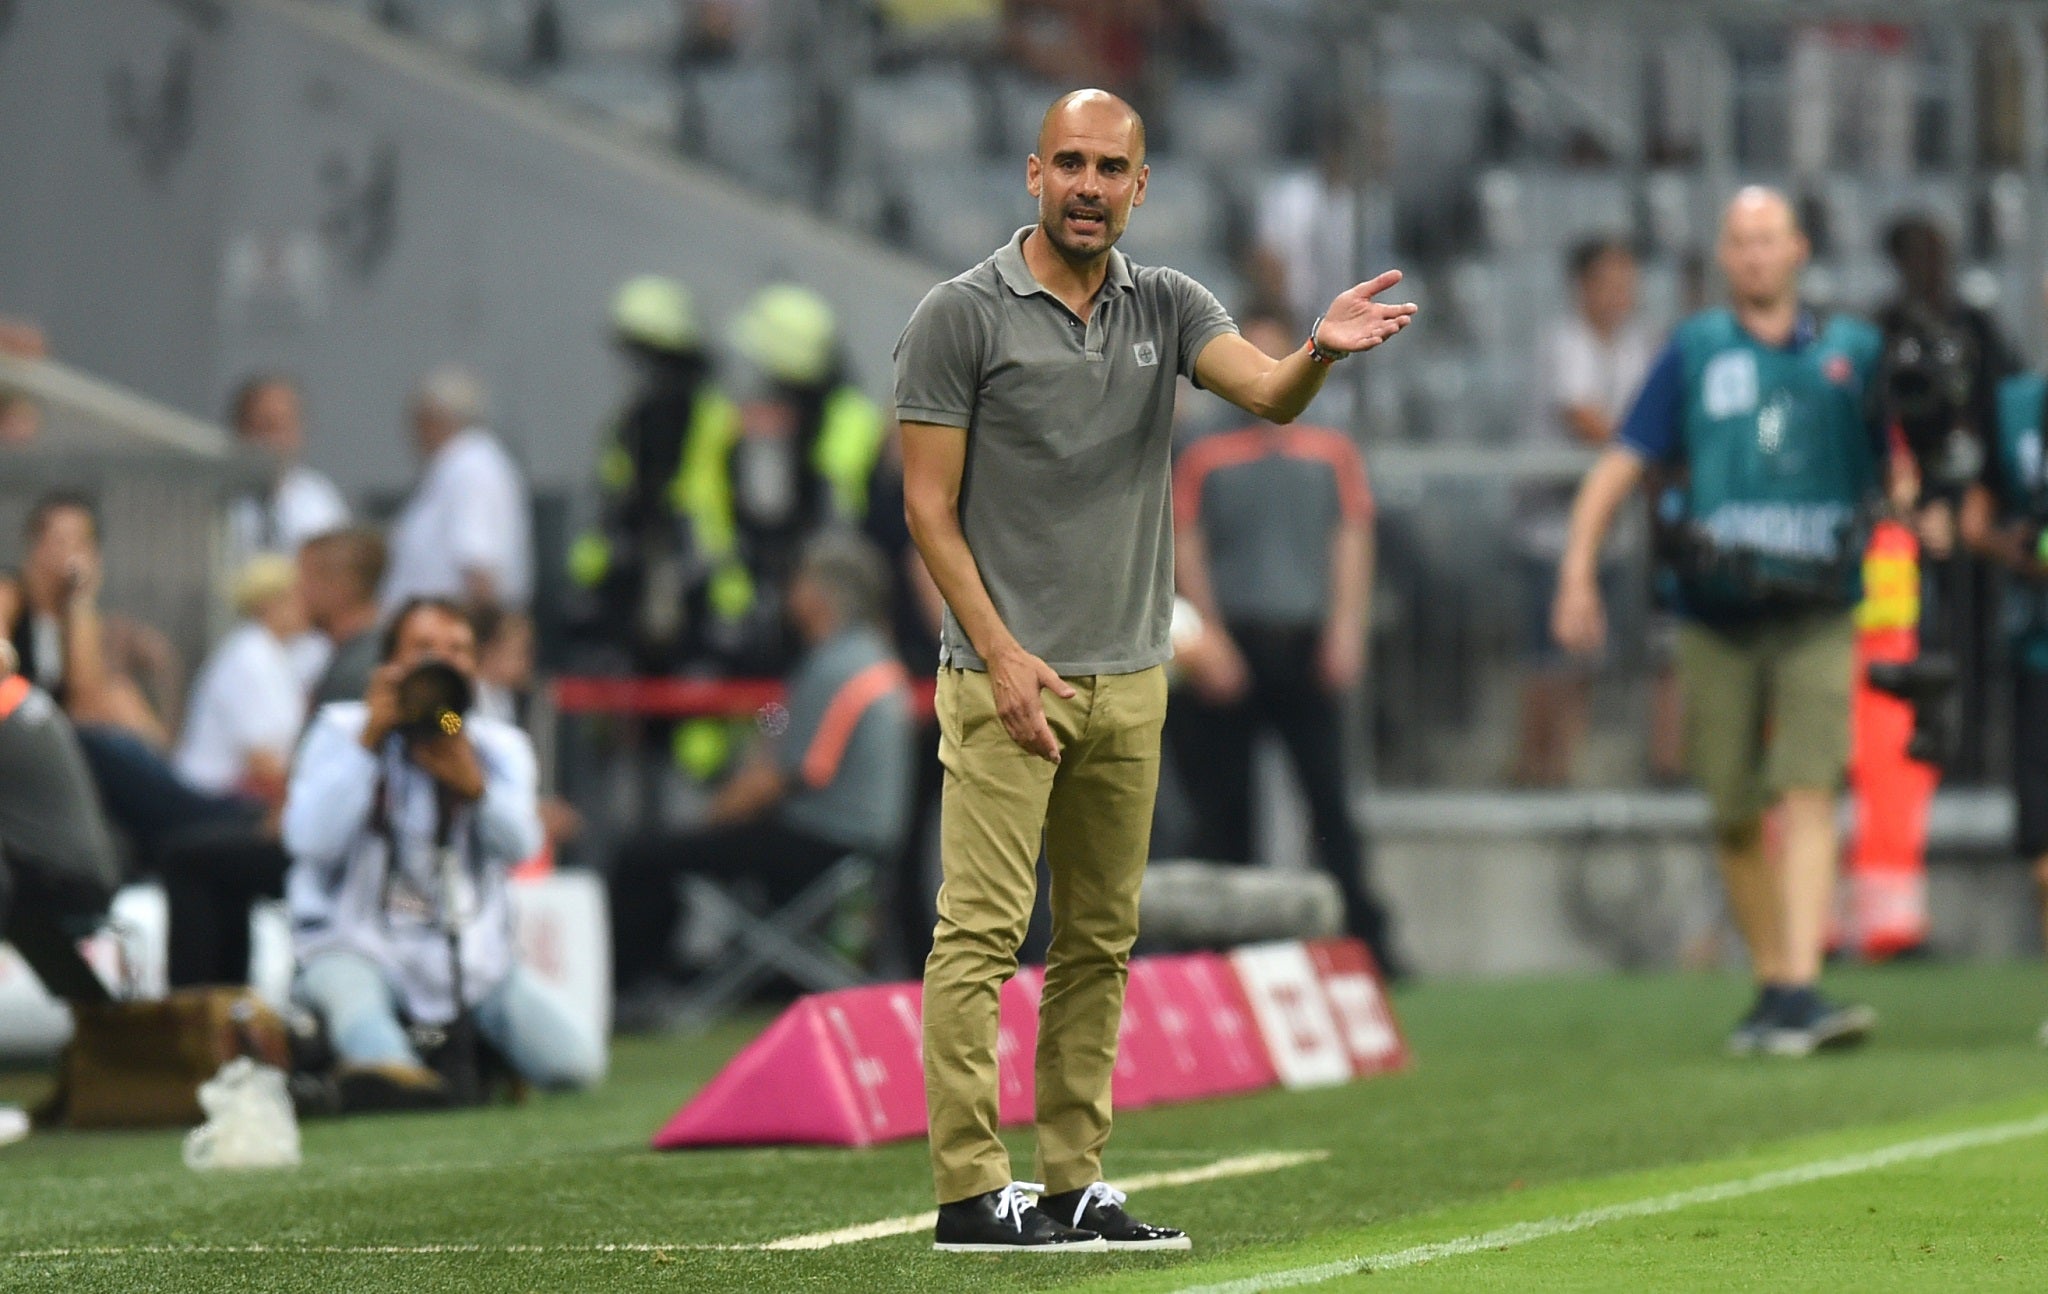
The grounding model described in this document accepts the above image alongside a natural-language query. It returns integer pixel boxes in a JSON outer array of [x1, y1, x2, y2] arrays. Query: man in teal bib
[[1963, 362, 2048, 1041], [1555, 187, 1885, 1057]]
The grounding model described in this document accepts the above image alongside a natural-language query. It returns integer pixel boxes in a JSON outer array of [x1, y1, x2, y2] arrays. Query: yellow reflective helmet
[[611, 275, 701, 354], [730, 284, 838, 387]]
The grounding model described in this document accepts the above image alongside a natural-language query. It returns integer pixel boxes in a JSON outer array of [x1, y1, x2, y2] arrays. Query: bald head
[[1718, 185, 1808, 311], [1027, 88, 1150, 266], [1037, 89, 1145, 166]]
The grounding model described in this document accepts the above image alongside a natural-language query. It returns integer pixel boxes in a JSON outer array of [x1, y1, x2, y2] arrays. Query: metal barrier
[[0, 354, 265, 694]]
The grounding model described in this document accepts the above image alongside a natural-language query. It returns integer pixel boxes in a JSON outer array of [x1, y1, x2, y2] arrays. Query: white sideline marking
[[3, 1149, 1327, 1260], [1174, 1110, 2048, 1294], [756, 1149, 1329, 1251]]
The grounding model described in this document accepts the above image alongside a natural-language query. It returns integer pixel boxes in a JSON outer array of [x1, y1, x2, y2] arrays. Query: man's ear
[[1026, 153, 1042, 199], [1132, 162, 1149, 208]]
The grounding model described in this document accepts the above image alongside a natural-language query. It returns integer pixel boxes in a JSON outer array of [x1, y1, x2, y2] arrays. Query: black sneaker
[[933, 1182, 1107, 1253], [1763, 987, 1876, 1057], [1726, 986, 1782, 1057], [1037, 1183, 1192, 1251]]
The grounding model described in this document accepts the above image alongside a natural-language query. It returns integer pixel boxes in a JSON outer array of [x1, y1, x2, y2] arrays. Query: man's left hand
[[410, 733, 486, 802], [1315, 271, 1418, 357]]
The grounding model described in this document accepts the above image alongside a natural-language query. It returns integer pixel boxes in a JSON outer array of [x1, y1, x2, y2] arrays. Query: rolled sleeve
[[893, 284, 985, 429]]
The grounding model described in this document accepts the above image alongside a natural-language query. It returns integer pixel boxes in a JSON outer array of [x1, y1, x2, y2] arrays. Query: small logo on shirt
[[1702, 351, 1758, 418], [1133, 340, 1159, 367], [1822, 353, 1853, 386]]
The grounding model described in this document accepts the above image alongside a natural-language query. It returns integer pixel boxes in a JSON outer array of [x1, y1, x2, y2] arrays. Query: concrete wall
[[0, 0, 943, 493]]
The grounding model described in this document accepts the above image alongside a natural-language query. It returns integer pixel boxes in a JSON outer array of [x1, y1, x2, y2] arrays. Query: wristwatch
[[1306, 313, 1342, 366]]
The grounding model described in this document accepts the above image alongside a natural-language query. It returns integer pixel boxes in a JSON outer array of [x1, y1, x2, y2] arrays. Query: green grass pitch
[[4, 960, 2047, 1292]]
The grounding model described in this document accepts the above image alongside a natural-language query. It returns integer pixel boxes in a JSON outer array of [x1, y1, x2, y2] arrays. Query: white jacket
[[283, 701, 542, 1024]]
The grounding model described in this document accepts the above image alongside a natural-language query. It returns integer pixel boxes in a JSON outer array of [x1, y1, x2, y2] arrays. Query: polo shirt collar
[[995, 226, 1135, 300]]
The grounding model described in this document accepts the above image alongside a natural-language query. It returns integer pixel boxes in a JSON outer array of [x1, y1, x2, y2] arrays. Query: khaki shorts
[[1675, 610, 1856, 830]]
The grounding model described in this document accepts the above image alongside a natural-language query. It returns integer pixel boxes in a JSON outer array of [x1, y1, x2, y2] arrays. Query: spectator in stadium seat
[[285, 597, 603, 1108], [382, 365, 533, 614], [174, 556, 309, 805], [0, 493, 167, 745], [1554, 187, 1886, 1057], [303, 527, 389, 711], [1511, 239, 1660, 787], [223, 373, 350, 572], [1168, 315, 1400, 974], [607, 532, 913, 1002]]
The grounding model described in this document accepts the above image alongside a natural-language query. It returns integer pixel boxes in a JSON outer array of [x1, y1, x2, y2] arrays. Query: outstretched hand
[[1315, 270, 1418, 356]]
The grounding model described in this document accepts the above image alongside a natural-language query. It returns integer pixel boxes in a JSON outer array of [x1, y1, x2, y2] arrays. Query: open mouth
[[1064, 208, 1107, 237]]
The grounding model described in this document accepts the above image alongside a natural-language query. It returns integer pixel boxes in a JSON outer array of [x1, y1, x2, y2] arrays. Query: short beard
[[1039, 208, 1120, 265]]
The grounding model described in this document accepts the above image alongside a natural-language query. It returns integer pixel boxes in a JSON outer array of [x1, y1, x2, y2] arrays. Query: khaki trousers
[[923, 664, 1167, 1205]]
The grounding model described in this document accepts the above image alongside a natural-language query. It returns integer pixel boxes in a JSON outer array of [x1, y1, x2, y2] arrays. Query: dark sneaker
[[1726, 986, 1781, 1057], [1764, 988, 1876, 1057], [335, 1061, 451, 1113], [1037, 1182, 1192, 1251], [933, 1182, 1107, 1253]]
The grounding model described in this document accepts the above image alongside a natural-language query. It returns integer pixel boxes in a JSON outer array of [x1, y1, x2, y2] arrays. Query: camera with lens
[[394, 659, 473, 743], [1873, 304, 1986, 769], [1880, 304, 1984, 493]]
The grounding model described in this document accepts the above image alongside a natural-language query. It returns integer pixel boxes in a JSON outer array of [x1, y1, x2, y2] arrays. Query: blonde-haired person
[[174, 555, 309, 809]]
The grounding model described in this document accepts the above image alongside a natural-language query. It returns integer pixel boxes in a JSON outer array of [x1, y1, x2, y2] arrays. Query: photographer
[[283, 598, 604, 1109], [1554, 187, 1886, 1058], [1960, 304, 2048, 1033]]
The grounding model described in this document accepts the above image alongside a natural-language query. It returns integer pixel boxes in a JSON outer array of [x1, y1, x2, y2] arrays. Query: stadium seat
[[662, 854, 876, 1032], [551, 0, 683, 63], [900, 159, 1027, 269], [1113, 161, 1223, 269], [384, 0, 535, 70], [846, 70, 984, 180], [542, 64, 684, 143], [683, 64, 809, 198]]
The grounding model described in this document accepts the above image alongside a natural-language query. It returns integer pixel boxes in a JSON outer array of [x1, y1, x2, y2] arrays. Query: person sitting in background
[[284, 598, 603, 1108], [302, 527, 388, 710], [470, 603, 582, 862], [0, 492, 167, 745], [608, 533, 913, 1006], [381, 365, 533, 614], [174, 556, 308, 806], [0, 647, 122, 1146], [223, 373, 350, 571], [1511, 239, 1661, 787], [1168, 315, 1400, 975]]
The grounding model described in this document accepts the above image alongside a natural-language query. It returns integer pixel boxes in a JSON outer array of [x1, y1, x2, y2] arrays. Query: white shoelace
[[994, 1181, 1045, 1232], [1066, 1181, 1127, 1228]]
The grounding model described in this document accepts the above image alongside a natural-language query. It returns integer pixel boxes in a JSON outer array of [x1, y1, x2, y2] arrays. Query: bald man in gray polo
[[897, 87, 1415, 1253]]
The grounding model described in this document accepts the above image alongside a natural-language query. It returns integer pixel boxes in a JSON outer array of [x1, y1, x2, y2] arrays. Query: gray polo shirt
[[774, 626, 914, 857], [1172, 425, 1374, 627], [894, 227, 1238, 675]]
